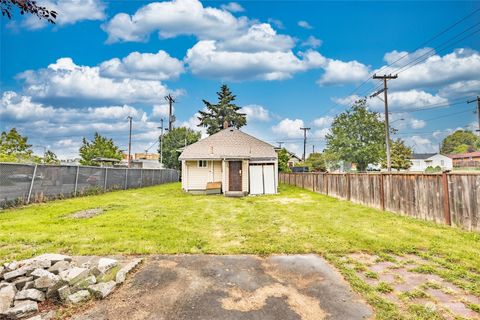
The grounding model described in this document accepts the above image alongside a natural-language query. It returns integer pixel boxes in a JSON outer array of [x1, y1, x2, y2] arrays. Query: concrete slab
[[72, 254, 372, 320]]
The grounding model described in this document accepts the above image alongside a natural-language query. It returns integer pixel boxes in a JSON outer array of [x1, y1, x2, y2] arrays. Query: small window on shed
[[198, 160, 207, 168]]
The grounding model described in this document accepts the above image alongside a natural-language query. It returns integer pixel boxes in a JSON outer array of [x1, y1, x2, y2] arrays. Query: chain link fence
[[0, 163, 179, 208]]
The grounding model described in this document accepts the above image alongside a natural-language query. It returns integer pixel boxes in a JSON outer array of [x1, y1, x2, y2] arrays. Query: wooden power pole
[[372, 74, 398, 172], [467, 96, 480, 134], [300, 127, 311, 162], [165, 94, 175, 131], [127, 116, 133, 168]]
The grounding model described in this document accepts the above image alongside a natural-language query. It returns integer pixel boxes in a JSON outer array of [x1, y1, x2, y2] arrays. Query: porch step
[[225, 191, 245, 197]]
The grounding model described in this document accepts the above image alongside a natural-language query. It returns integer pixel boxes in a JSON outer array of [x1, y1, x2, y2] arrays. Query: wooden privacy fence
[[279, 172, 479, 232]]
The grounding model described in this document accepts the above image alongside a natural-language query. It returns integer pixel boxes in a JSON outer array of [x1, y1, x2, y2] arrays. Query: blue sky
[[1, 0, 479, 158]]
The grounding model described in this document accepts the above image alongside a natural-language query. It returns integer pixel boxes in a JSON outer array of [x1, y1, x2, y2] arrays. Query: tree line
[[1, 85, 479, 171]]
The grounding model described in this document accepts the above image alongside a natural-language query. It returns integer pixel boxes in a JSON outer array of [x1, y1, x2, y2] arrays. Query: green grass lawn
[[1, 183, 479, 319]]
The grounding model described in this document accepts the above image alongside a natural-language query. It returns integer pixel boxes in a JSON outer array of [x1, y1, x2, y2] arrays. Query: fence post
[[124, 169, 128, 190], [140, 169, 143, 187], [27, 164, 38, 204], [380, 173, 385, 211], [346, 173, 351, 201], [442, 172, 451, 226], [325, 174, 329, 195], [104, 168, 108, 192], [74, 165, 79, 196]]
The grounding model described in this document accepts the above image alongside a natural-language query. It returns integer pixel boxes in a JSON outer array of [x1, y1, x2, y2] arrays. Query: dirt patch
[[221, 283, 326, 320], [269, 197, 313, 205], [346, 252, 480, 319], [70, 208, 104, 219]]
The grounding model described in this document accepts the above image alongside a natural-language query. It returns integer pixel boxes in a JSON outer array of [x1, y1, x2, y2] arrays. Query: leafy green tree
[[277, 148, 291, 172], [305, 152, 327, 172], [160, 127, 201, 170], [79, 132, 123, 166], [325, 99, 386, 171], [440, 130, 480, 154], [198, 84, 247, 135], [381, 139, 412, 171], [43, 150, 60, 164], [0, 128, 35, 163]]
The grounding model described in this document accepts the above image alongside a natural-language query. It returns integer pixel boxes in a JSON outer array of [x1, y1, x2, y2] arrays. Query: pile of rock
[[0, 254, 142, 319]]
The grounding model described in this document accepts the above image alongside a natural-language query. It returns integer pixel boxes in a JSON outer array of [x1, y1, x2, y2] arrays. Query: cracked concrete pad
[[72, 255, 372, 320]]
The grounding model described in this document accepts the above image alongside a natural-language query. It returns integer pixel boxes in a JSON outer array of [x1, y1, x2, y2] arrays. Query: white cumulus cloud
[[240, 105, 270, 122], [298, 20, 313, 29], [220, 2, 245, 12], [99, 50, 184, 81], [102, 0, 249, 43], [272, 118, 305, 138], [17, 57, 177, 106], [23, 0, 106, 29]]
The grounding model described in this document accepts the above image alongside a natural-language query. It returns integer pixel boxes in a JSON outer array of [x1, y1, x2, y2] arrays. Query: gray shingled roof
[[179, 128, 277, 160], [410, 153, 437, 160]]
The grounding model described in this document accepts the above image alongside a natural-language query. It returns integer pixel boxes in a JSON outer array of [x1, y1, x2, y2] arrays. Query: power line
[[379, 8, 480, 75], [321, 8, 480, 118], [393, 23, 480, 75]]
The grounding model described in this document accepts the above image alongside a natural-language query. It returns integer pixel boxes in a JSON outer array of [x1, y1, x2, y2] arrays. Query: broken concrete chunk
[[26, 310, 55, 320], [73, 275, 96, 291], [57, 285, 70, 301], [4, 261, 19, 272], [88, 281, 116, 299], [45, 280, 67, 300], [96, 258, 118, 274], [0, 283, 17, 313], [59, 267, 89, 285], [3, 268, 27, 281], [29, 269, 50, 279], [24, 281, 35, 290], [13, 277, 33, 291], [66, 290, 90, 304], [15, 289, 45, 302], [48, 261, 70, 275], [33, 271, 60, 290], [115, 258, 142, 284], [4, 300, 38, 319], [21, 260, 51, 275], [33, 254, 71, 264]]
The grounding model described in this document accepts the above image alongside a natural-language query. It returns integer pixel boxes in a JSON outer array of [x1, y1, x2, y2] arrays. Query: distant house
[[274, 148, 301, 168], [287, 152, 302, 168], [409, 153, 452, 172], [448, 151, 480, 168], [179, 127, 278, 196]]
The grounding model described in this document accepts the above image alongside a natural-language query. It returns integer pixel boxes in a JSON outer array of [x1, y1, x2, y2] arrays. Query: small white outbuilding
[[178, 127, 278, 196]]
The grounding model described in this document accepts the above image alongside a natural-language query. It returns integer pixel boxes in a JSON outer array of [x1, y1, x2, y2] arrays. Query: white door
[[263, 165, 275, 194], [249, 165, 263, 195]]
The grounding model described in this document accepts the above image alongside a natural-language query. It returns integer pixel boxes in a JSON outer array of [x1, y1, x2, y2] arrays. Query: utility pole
[[157, 118, 167, 166], [467, 96, 480, 134], [312, 145, 315, 154], [165, 94, 175, 131], [372, 74, 398, 172], [300, 127, 311, 162], [277, 141, 284, 148], [127, 116, 133, 168]]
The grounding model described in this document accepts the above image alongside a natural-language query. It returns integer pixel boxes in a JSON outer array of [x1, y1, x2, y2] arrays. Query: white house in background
[[409, 153, 453, 172], [179, 127, 278, 196]]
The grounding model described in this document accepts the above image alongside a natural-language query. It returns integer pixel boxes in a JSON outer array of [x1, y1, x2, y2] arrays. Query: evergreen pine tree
[[197, 84, 247, 135]]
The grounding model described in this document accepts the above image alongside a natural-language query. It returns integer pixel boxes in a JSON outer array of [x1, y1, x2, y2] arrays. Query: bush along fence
[[0, 163, 179, 208], [280, 172, 479, 232]]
